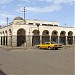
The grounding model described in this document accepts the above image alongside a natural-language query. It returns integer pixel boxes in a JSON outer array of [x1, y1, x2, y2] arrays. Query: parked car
[[36, 41, 62, 50]]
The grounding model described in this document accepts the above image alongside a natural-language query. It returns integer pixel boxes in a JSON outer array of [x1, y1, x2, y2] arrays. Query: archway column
[[66, 36, 68, 45], [7, 36, 12, 46], [49, 32, 51, 42], [40, 35, 42, 44], [4, 35, 8, 46], [26, 35, 30, 47], [50, 35, 51, 42], [27, 30, 33, 46], [40, 32, 42, 44], [58, 33, 60, 44], [5, 36, 6, 46], [12, 35, 17, 47], [30, 35, 32, 46]]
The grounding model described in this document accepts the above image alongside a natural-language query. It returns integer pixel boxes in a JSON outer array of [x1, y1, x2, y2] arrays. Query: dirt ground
[[0, 46, 74, 75]]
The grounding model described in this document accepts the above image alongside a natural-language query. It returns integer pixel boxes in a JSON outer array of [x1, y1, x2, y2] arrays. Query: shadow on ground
[[0, 70, 7, 75]]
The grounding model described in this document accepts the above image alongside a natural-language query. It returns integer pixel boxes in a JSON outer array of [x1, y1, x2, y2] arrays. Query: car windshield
[[51, 41, 57, 44], [45, 42, 50, 44]]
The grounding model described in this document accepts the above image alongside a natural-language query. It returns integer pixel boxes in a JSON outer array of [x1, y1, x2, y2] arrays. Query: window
[[54, 25, 58, 26], [28, 23, 33, 25], [48, 24, 53, 26], [42, 24, 47, 26]]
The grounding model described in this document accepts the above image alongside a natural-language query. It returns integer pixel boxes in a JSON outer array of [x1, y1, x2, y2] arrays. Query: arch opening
[[17, 28, 26, 46], [32, 30, 40, 46], [8, 29, 12, 46], [42, 30, 50, 43], [67, 31, 73, 44], [60, 31, 66, 45], [51, 30, 58, 43]]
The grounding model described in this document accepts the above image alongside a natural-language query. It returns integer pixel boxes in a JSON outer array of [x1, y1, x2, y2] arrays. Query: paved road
[[0, 46, 74, 75]]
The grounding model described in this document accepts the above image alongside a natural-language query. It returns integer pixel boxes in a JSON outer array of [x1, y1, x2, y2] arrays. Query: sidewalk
[[62, 45, 75, 47], [0, 45, 34, 51], [0, 45, 75, 51]]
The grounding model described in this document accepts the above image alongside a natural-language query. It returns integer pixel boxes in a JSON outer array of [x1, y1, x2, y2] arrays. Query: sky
[[0, 0, 74, 27]]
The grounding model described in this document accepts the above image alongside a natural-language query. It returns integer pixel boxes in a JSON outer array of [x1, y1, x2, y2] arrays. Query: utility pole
[[65, 23, 66, 27], [22, 7, 27, 24], [7, 17, 8, 26]]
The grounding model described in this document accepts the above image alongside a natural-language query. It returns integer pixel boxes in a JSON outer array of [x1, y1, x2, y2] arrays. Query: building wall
[[0, 18, 75, 47]]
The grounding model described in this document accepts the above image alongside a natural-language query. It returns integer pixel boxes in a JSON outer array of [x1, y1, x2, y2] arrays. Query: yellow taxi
[[36, 41, 62, 50]]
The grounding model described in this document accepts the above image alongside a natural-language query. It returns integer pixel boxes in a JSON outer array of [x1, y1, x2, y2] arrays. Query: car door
[[44, 43, 50, 48], [41, 44, 46, 48]]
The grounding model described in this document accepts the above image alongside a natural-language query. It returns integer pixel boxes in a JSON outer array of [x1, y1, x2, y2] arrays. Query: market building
[[0, 16, 75, 47]]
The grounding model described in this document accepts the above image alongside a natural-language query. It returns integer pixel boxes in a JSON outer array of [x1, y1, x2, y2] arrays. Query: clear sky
[[0, 0, 74, 27]]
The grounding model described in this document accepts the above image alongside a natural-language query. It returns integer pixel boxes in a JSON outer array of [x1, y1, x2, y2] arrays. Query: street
[[0, 46, 74, 75]]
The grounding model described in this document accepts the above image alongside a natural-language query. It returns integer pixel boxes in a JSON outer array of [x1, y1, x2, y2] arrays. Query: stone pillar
[[29, 35, 32, 46], [30, 35, 32, 46], [7, 36, 12, 46], [5, 36, 6, 46], [12, 35, 17, 47], [50, 35, 51, 42], [66, 36, 68, 45], [26, 35, 32, 47], [58, 36, 60, 44], [5, 36, 8, 46], [40, 35, 42, 44], [26, 35, 30, 47]]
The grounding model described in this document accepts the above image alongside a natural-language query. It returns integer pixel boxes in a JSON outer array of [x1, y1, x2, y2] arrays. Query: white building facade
[[0, 17, 75, 47]]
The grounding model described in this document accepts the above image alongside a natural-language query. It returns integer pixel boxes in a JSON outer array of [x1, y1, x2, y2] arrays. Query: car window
[[51, 41, 57, 44], [45, 43, 50, 44]]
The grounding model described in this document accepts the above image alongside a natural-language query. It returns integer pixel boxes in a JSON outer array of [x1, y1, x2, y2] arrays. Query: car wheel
[[38, 46, 40, 49], [48, 47, 51, 50]]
